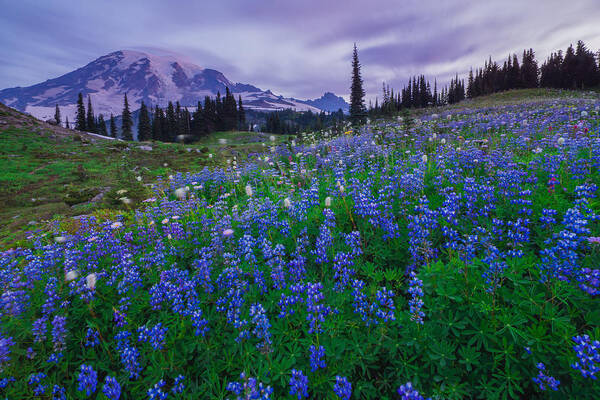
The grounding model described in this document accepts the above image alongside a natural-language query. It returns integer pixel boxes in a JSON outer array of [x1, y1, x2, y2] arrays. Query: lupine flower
[[289, 369, 309, 399], [397, 382, 430, 400], [572, 334, 600, 379], [532, 362, 560, 391], [333, 376, 352, 400], [147, 379, 168, 400], [407, 272, 425, 324], [309, 345, 326, 371], [102, 376, 121, 400], [77, 364, 98, 397], [227, 372, 273, 399]]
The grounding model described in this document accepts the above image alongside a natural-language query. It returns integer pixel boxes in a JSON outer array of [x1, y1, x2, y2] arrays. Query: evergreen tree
[[349, 43, 366, 125], [137, 101, 152, 141], [166, 101, 176, 142], [75, 93, 86, 131], [97, 114, 107, 136], [191, 101, 205, 138], [109, 114, 117, 138], [65, 117, 70, 129], [152, 105, 163, 141], [238, 95, 246, 130], [86, 95, 96, 133], [54, 104, 61, 126], [121, 93, 133, 140]]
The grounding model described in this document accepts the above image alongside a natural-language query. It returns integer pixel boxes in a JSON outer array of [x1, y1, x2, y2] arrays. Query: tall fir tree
[[109, 114, 117, 138], [75, 92, 86, 131], [65, 117, 70, 129], [54, 104, 61, 125], [349, 43, 366, 125], [97, 114, 107, 136], [137, 101, 152, 141], [238, 95, 246, 131], [152, 105, 164, 141], [86, 96, 96, 133], [166, 101, 176, 142], [121, 93, 133, 140]]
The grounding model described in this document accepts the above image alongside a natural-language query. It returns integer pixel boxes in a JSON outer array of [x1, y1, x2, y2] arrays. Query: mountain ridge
[[0, 50, 348, 122]]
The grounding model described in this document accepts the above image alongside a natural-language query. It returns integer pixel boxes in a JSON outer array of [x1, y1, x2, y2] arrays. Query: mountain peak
[[0, 50, 342, 121]]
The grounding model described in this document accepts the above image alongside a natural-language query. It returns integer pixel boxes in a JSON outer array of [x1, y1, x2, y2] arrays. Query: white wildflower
[[422, 154, 428, 163], [325, 197, 332, 207], [223, 228, 234, 237], [110, 221, 123, 229], [245, 185, 253, 197], [557, 137, 565, 145], [65, 270, 79, 282], [54, 236, 67, 244], [283, 198, 291, 208], [175, 187, 188, 200], [85, 273, 97, 290]]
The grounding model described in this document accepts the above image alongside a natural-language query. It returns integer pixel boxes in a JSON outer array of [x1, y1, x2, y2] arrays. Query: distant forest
[[60, 40, 600, 140], [369, 40, 600, 116]]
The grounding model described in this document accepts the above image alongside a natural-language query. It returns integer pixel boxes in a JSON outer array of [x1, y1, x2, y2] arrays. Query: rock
[[90, 187, 111, 203], [139, 145, 153, 151], [27, 221, 37, 226]]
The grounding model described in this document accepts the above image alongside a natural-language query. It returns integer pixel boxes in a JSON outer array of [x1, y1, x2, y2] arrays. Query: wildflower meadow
[[1, 99, 600, 399]]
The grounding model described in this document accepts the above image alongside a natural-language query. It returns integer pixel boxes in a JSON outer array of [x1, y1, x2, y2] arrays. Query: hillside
[[0, 102, 292, 247], [1, 88, 599, 399]]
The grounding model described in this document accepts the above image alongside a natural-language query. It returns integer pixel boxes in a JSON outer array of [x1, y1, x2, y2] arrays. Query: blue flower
[[333, 376, 352, 399], [289, 369, 309, 399], [77, 364, 98, 397]]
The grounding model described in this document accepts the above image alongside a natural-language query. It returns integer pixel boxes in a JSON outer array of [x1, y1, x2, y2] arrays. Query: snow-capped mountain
[[303, 92, 349, 113], [0, 50, 348, 122]]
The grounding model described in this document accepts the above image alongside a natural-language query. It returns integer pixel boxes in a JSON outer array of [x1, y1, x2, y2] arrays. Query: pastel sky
[[1, 0, 599, 101]]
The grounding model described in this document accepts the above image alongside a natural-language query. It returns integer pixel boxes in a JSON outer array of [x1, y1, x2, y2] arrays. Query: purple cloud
[[0, 0, 599, 102]]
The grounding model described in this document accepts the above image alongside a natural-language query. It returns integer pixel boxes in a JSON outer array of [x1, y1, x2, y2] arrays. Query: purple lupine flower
[[51, 315, 67, 352], [572, 334, 600, 379], [171, 374, 185, 394], [102, 376, 121, 400], [397, 382, 430, 400], [532, 362, 560, 391], [147, 379, 168, 400], [289, 369, 309, 399], [309, 345, 326, 371], [0, 335, 15, 372], [407, 272, 425, 324], [138, 322, 168, 350], [333, 376, 352, 399], [77, 364, 98, 397]]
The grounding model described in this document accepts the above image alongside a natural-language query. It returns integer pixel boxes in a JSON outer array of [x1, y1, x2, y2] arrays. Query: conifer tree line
[[70, 87, 246, 141], [365, 39, 599, 117], [264, 109, 345, 134], [146, 87, 246, 142], [467, 41, 599, 98], [370, 75, 465, 116]]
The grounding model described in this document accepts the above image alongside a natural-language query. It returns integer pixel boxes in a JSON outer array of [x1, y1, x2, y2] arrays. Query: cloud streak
[[1, 0, 599, 101]]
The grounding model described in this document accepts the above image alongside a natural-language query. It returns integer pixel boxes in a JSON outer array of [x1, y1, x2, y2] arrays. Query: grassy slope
[[1, 88, 597, 248], [0, 105, 293, 248]]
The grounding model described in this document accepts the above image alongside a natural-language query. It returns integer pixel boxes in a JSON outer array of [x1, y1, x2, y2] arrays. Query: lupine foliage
[[1, 98, 600, 399]]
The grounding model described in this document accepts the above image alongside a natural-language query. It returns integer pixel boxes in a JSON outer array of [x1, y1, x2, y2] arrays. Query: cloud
[[1, 0, 599, 101]]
